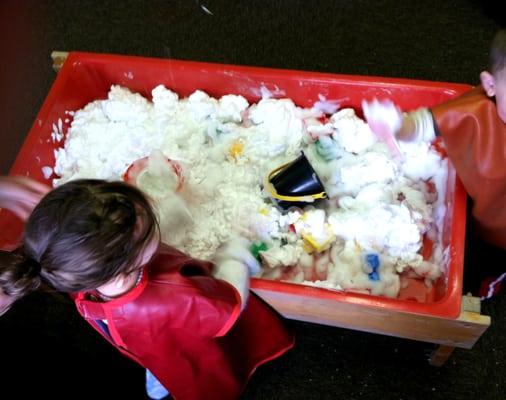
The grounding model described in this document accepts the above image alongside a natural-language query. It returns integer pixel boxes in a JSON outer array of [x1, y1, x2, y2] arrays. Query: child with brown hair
[[0, 177, 294, 400], [363, 29, 506, 299]]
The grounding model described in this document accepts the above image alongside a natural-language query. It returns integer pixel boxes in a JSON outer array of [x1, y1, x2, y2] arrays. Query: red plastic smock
[[432, 86, 506, 249], [74, 244, 294, 400]]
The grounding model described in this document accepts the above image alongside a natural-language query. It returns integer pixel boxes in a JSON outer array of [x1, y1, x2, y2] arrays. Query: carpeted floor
[[0, 1, 504, 399]]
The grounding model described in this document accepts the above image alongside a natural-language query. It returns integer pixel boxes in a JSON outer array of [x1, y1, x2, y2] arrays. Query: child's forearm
[[211, 236, 260, 310], [212, 260, 250, 309]]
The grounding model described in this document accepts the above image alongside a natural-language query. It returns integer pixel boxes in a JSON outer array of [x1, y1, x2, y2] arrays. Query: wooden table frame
[[252, 288, 489, 366], [50, 51, 491, 366]]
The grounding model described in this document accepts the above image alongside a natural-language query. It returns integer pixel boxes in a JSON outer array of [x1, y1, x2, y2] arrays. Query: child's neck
[[96, 269, 143, 299]]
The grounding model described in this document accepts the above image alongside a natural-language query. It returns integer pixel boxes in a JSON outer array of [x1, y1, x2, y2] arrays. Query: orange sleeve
[[431, 86, 506, 248]]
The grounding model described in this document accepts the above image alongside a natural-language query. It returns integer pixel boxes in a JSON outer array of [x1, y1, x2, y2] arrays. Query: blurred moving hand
[[362, 98, 403, 158], [0, 176, 51, 220]]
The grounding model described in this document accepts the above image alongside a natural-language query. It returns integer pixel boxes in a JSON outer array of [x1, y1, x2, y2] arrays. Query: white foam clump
[[248, 98, 305, 157], [52, 84, 449, 298], [326, 151, 397, 197], [54, 85, 279, 260], [54, 86, 162, 182], [329, 203, 421, 258], [331, 108, 377, 154]]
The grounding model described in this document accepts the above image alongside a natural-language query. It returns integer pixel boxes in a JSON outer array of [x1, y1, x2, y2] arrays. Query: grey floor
[[0, 1, 504, 399]]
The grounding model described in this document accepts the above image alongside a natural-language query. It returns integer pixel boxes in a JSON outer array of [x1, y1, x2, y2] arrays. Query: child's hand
[[362, 99, 403, 158], [0, 176, 51, 220], [214, 236, 260, 276]]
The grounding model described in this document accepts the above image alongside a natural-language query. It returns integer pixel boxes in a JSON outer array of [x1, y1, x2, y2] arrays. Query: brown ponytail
[[1, 179, 159, 314], [0, 247, 42, 315]]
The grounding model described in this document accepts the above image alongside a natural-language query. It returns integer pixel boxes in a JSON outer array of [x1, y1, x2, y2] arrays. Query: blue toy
[[365, 253, 380, 281]]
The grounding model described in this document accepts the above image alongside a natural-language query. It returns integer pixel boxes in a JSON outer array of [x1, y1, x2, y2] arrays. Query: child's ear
[[480, 71, 496, 97]]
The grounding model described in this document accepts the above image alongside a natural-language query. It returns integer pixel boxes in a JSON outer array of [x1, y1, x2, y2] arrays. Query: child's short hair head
[[0, 179, 159, 309], [489, 28, 506, 76], [481, 28, 506, 123]]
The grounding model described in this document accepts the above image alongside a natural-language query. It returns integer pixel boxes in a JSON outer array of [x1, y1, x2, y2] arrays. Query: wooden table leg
[[429, 344, 455, 366], [427, 294, 483, 366], [51, 51, 69, 72]]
